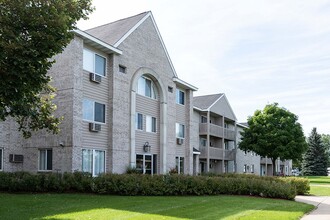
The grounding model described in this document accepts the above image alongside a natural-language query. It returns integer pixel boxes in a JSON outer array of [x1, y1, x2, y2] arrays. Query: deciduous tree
[[239, 103, 307, 176], [0, 0, 93, 138]]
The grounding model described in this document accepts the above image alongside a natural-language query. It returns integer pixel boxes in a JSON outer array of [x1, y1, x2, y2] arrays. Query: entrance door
[[136, 154, 156, 174]]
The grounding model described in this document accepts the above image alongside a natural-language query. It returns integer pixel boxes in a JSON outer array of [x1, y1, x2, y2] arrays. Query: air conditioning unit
[[9, 154, 24, 163], [89, 123, 101, 132], [177, 138, 184, 145], [89, 72, 102, 83]]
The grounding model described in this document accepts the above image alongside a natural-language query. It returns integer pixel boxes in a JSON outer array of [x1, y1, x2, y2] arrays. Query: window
[[39, 149, 52, 171], [224, 141, 229, 150], [243, 164, 247, 173], [83, 99, 105, 123], [119, 65, 126, 73], [176, 156, 184, 174], [0, 148, 3, 171], [137, 76, 157, 99], [83, 49, 106, 76], [201, 116, 207, 123], [136, 154, 157, 174], [136, 113, 143, 130], [176, 123, 185, 138], [146, 116, 156, 133], [251, 164, 254, 173], [82, 149, 105, 176], [176, 89, 185, 105], [200, 138, 207, 147]]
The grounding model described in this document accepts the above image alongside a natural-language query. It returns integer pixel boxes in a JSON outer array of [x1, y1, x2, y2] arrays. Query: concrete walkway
[[295, 196, 330, 220]]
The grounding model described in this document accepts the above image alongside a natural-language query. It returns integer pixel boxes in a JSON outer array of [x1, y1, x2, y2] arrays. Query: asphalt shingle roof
[[85, 12, 149, 46], [193, 93, 223, 110]]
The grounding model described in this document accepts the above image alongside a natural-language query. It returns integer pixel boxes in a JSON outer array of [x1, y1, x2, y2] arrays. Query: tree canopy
[[238, 103, 307, 175], [302, 128, 328, 176], [0, 0, 93, 138]]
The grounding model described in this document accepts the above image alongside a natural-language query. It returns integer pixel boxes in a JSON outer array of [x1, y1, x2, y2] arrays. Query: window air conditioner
[[89, 72, 102, 83], [89, 123, 101, 132], [177, 138, 184, 145], [9, 154, 24, 163]]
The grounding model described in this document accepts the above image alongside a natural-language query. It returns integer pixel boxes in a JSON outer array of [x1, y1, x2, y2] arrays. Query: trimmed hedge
[[0, 172, 308, 200], [280, 177, 310, 195]]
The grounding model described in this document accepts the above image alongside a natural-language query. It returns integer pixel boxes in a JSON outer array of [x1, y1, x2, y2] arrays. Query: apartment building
[[0, 11, 197, 175], [0, 12, 292, 176], [192, 94, 237, 174]]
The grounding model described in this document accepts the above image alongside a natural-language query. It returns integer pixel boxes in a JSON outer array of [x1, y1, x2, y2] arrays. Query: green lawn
[[0, 193, 313, 220], [306, 176, 330, 196]]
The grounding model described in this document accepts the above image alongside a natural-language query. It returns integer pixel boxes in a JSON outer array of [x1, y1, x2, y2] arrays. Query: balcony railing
[[200, 146, 236, 160], [199, 123, 236, 140]]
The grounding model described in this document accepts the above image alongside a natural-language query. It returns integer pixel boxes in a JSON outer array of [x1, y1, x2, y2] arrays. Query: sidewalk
[[295, 196, 330, 220]]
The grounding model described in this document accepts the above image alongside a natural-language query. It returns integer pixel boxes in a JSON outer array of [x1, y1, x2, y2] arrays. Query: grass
[[305, 176, 330, 196], [0, 193, 313, 220]]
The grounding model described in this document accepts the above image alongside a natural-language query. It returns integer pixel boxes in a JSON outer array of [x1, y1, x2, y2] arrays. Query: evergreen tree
[[302, 128, 328, 176]]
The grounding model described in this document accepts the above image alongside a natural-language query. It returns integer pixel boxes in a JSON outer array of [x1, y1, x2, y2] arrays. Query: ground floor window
[[136, 154, 157, 174], [39, 149, 52, 171], [0, 148, 3, 171], [82, 149, 105, 176], [176, 156, 184, 174]]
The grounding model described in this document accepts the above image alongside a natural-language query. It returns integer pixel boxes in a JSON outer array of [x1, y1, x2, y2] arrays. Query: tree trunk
[[271, 158, 277, 176]]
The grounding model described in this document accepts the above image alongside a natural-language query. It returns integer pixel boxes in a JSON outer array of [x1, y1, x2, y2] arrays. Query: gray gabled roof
[[85, 12, 149, 46], [193, 93, 223, 110]]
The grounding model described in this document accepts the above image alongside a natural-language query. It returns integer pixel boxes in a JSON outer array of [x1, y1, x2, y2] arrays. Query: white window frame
[[82, 149, 106, 177], [83, 99, 106, 124], [146, 115, 156, 133], [176, 123, 185, 138], [243, 164, 247, 173], [137, 76, 157, 99], [0, 148, 3, 171], [176, 156, 184, 174], [251, 164, 254, 173], [136, 154, 155, 174], [176, 89, 185, 105], [83, 48, 107, 76], [136, 113, 143, 130], [38, 149, 52, 171]]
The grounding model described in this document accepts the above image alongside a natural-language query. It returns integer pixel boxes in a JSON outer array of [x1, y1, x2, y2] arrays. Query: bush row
[[0, 172, 309, 200]]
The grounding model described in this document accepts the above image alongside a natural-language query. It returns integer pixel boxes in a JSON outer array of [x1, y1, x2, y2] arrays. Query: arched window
[[137, 76, 157, 99]]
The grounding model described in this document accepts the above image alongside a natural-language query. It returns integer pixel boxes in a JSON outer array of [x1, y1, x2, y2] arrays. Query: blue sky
[[78, 0, 330, 135]]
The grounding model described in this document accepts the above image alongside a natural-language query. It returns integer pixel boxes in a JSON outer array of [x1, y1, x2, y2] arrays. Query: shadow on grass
[[0, 193, 313, 220]]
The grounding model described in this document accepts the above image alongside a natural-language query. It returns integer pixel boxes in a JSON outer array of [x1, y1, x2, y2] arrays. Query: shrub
[[0, 172, 297, 200], [281, 177, 310, 195]]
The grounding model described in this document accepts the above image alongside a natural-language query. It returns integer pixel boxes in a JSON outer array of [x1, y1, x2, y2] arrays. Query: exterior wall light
[[143, 142, 151, 152]]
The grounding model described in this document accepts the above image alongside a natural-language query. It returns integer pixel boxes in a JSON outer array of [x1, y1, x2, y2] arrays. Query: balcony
[[199, 123, 236, 140], [200, 146, 236, 161]]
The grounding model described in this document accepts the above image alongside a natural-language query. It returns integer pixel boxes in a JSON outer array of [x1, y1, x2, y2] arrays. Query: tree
[[321, 134, 330, 167], [239, 103, 307, 176], [301, 128, 328, 176], [0, 0, 93, 138]]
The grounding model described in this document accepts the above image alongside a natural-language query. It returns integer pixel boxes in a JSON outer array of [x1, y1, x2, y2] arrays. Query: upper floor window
[[176, 89, 185, 105], [146, 115, 156, 133], [200, 138, 207, 147], [39, 149, 52, 171], [83, 49, 106, 76], [0, 148, 3, 171], [201, 116, 207, 123], [83, 99, 105, 123], [136, 113, 143, 130], [176, 123, 185, 138], [138, 76, 157, 99]]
